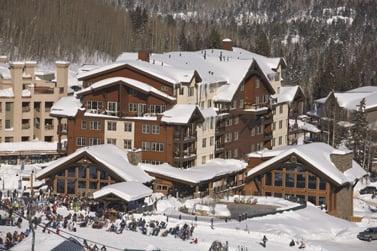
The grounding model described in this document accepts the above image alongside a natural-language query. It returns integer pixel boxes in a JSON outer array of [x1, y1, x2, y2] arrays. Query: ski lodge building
[[244, 142, 367, 220]]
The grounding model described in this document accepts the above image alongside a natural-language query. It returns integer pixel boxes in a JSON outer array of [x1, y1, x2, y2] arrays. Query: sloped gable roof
[[93, 181, 152, 202], [37, 144, 153, 183], [247, 143, 366, 186], [161, 104, 204, 124], [75, 77, 175, 102]]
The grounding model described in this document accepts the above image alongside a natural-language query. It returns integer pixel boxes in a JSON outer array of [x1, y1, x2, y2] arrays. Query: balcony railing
[[22, 106, 30, 113], [45, 124, 54, 130], [34, 86, 54, 94], [22, 123, 30, 130], [58, 124, 67, 134], [243, 103, 269, 115]]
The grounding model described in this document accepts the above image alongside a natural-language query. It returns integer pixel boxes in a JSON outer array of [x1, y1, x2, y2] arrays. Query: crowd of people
[[0, 190, 198, 250]]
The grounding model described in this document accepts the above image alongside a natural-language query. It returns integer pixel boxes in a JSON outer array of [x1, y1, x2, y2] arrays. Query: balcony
[[58, 124, 67, 135], [45, 124, 54, 130], [174, 154, 197, 162], [34, 86, 54, 94], [242, 103, 269, 116], [22, 123, 30, 130], [22, 106, 30, 113], [264, 133, 273, 141]]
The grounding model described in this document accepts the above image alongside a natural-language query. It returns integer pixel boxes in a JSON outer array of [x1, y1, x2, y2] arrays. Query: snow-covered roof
[[37, 144, 153, 183], [76, 77, 175, 101], [78, 59, 196, 85], [50, 96, 82, 117], [140, 158, 246, 185], [346, 86, 377, 93], [315, 87, 377, 111], [116, 52, 138, 61], [119, 60, 196, 84], [273, 85, 304, 104], [200, 107, 217, 118], [344, 161, 368, 182], [289, 119, 320, 133], [150, 47, 281, 102], [0, 141, 58, 153], [93, 181, 153, 202], [0, 64, 11, 79], [161, 104, 203, 124], [247, 143, 363, 186], [77, 62, 126, 80]]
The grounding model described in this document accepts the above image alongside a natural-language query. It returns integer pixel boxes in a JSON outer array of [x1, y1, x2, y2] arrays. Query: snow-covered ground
[[2, 166, 377, 250], [12, 203, 377, 251]]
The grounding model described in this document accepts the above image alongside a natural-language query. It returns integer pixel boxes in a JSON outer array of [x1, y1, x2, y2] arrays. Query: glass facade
[[262, 159, 329, 207], [53, 162, 115, 195]]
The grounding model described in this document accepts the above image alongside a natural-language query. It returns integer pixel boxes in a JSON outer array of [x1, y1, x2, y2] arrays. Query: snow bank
[[156, 197, 182, 213], [222, 195, 299, 211], [214, 204, 231, 217]]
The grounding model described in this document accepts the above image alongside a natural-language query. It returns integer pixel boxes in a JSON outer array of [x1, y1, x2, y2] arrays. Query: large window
[[79, 167, 86, 178], [265, 173, 272, 186], [319, 177, 326, 190], [274, 172, 282, 186], [67, 167, 76, 177], [308, 175, 317, 190], [67, 180, 75, 194], [57, 179, 65, 193], [296, 174, 306, 188], [89, 166, 97, 179], [87, 101, 103, 111], [285, 173, 294, 187]]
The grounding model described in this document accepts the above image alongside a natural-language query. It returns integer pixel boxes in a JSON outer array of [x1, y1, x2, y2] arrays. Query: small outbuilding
[[93, 181, 153, 212]]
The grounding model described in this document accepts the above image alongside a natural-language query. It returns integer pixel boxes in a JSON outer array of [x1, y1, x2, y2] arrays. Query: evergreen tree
[[255, 29, 271, 56], [352, 98, 368, 170]]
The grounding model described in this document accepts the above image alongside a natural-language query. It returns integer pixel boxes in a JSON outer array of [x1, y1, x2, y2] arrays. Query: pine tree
[[352, 98, 369, 170]]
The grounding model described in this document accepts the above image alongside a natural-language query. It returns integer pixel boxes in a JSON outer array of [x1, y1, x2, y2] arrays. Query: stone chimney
[[9, 62, 24, 97], [222, 38, 233, 51], [127, 149, 142, 166], [55, 61, 69, 95], [138, 50, 150, 62], [330, 151, 353, 173], [0, 56, 8, 64], [24, 61, 37, 79]]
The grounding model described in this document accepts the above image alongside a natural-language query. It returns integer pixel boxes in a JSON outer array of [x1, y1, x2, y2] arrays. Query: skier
[[260, 235, 268, 248]]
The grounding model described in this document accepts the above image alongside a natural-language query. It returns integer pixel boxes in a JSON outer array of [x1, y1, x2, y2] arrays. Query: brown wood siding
[[133, 120, 174, 165], [67, 110, 105, 154], [82, 66, 174, 96]]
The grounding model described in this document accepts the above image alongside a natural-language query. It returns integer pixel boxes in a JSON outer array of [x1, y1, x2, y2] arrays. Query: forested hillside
[[1, 0, 377, 102]]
